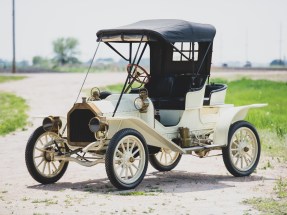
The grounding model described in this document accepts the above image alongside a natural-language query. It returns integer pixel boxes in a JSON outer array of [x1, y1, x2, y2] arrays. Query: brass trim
[[67, 102, 103, 147]]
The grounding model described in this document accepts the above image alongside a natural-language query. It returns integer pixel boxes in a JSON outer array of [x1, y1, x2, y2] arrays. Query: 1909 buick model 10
[[25, 20, 266, 189]]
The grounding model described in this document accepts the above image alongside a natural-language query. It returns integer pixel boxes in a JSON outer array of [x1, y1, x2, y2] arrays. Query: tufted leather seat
[[145, 76, 186, 110]]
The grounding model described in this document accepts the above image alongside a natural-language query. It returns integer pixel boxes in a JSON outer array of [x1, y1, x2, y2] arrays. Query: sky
[[1, 0, 287, 65]]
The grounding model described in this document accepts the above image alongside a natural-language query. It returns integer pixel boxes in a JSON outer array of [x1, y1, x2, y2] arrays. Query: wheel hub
[[43, 147, 54, 162], [122, 152, 133, 166], [238, 141, 248, 156]]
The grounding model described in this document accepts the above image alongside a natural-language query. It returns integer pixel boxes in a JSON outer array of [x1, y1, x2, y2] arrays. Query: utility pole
[[279, 22, 282, 62], [12, 0, 16, 73], [245, 28, 249, 62]]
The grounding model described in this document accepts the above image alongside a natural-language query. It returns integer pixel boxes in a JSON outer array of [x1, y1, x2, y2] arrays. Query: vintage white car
[[25, 19, 266, 189]]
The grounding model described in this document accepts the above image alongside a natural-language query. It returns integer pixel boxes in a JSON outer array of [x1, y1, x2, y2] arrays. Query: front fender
[[214, 104, 267, 146], [106, 117, 184, 153]]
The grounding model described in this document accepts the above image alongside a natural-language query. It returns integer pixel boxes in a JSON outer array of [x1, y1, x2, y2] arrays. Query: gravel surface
[[0, 71, 286, 215]]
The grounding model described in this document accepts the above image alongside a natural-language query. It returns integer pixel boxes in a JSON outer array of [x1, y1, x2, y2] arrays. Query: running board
[[54, 156, 104, 167], [182, 144, 225, 154]]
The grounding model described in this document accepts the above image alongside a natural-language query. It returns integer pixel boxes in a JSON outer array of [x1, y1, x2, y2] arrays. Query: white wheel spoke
[[131, 163, 139, 170], [235, 133, 240, 142], [159, 152, 163, 162], [116, 163, 123, 171], [243, 155, 250, 166], [48, 162, 51, 175], [114, 158, 122, 164], [51, 161, 57, 172], [121, 142, 126, 153], [34, 154, 44, 159], [37, 158, 44, 168], [119, 165, 125, 177], [132, 148, 140, 156], [235, 152, 239, 157], [130, 141, 136, 152], [240, 156, 243, 168], [235, 156, 240, 166], [35, 147, 45, 153], [239, 130, 243, 141], [42, 161, 47, 173], [116, 150, 123, 157], [164, 153, 167, 164], [39, 139, 44, 146], [245, 152, 253, 160], [125, 167, 128, 180], [129, 166, 134, 177], [168, 153, 173, 160], [126, 138, 129, 151]]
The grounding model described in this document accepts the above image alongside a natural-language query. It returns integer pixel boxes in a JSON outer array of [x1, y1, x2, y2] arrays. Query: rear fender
[[214, 104, 267, 147]]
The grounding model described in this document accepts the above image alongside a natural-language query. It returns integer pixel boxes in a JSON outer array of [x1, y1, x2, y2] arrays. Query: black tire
[[25, 126, 69, 184], [149, 150, 182, 171], [222, 120, 261, 177], [105, 128, 148, 190]]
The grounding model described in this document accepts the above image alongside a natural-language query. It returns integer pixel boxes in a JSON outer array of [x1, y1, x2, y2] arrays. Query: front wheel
[[222, 121, 261, 177], [149, 148, 182, 171], [25, 127, 69, 184], [105, 128, 148, 190]]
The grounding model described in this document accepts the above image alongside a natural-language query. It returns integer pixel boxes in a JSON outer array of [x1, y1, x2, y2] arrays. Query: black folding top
[[97, 19, 216, 43]]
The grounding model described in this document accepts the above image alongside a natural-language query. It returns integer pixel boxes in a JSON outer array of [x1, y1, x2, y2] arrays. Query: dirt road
[[0, 71, 286, 215]]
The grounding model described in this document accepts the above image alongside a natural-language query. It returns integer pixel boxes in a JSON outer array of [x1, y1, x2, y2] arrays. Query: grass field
[[212, 78, 287, 158], [0, 76, 28, 136], [0, 76, 26, 83], [211, 78, 287, 138]]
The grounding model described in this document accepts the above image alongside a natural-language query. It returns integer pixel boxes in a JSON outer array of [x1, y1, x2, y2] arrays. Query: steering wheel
[[127, 64, 150, 84]]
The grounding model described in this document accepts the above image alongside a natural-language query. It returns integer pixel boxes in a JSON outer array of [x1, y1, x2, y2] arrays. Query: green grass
[[118, 189, 162, 196], [243, 197, 287, 215], [31, 198, 58, 206], [216, 78, 287, 138], [102, 83, 124, 93], [211, 78, 287, 158], [0, 75, 28, 136], [243, 178, 287, 214], [0, 92, 28, 135], [0, 75, 26, 83], [274, 177, 287, 198], [118, 191, 148, 196]]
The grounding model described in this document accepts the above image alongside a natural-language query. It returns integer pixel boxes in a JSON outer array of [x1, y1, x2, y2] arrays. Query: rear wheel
[[105, 129, 148, 190], [149, 148, 181, 171], [25, 127, 69, 184], [222, 121, 260, 177]]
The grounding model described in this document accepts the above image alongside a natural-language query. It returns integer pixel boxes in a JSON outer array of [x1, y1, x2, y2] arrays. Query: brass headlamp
[[42, 116, 62, 132], [88, 116, 109, 140], [134, 88, 149, 113]]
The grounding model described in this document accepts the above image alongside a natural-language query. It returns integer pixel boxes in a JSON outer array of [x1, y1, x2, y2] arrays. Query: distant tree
[[52, 37, 80, 66], [270, 59, 285, 66], [33, 56, 44, 65], [32, 56, 51, 68]]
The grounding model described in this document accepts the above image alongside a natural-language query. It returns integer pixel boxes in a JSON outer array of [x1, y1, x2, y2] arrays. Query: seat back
[[145, 76, 174, 98]]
